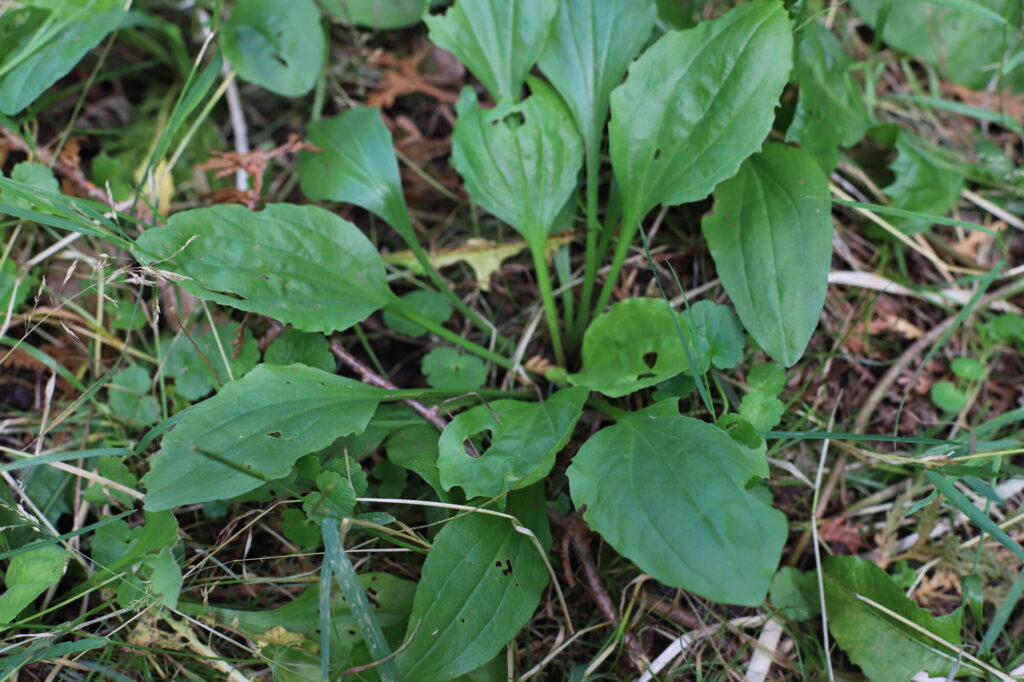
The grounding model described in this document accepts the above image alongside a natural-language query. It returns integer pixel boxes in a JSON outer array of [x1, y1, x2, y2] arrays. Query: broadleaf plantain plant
[[3, 0, 844, 677]]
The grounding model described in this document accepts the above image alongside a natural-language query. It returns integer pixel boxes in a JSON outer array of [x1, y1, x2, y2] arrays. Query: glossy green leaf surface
[[567, 409, 786, 605], [451, 81, 583, 246], [0, 7, 126, 116], [609, 0, 792, 226], [438, 388, 587, 499], [884, 134, 965, 235], [134, 204, 392, 335], [142, 365, 384, 511], [297, 108, 413, 236], [824, 555, 963, 682], [322, 0, 429, 29], [0, 545, 69, 624], [395, 492, 549, 681], [221, 0, 325, 97], [425, 0, 558, 101], [702, 143, 831, 367], [538, 0, 656, 160], [569, 297, 706, 398], [786, 20, 869, 172], [850, 0, 1023, 90]]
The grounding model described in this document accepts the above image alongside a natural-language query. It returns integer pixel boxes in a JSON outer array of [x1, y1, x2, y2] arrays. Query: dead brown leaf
[[198, 134, 319, 209], [368, 43, 460, 110]]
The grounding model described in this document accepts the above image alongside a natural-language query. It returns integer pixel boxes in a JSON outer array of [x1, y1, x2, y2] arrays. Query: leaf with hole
[[0, 6, 126, 115], [297, 108, 414, 237], [425, 0, 558, 101], [221, 0, 325, 97], [451, 81, 583, 248], [538, 0, 656, 164], [134, 204, 392, 335], [567, 408, 786, 605], [142, 364, 384, 511], [438, 387, 587, 499], [702, 143, 832, 367], [569, 297, 706, 398], [395, 489, 549, 681], [786, 20, 870, 172], [609, 0, 792, 228], [824, 555, 963, 682]]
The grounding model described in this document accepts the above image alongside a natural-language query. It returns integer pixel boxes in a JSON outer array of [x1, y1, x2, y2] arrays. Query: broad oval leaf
[[425, 0, 558, 101], [824, 556, 963, 682], [297, 107, 413, 237], [221, 0, 325, 97], [701, 143, 831, 367], [569, 297, 707, 398], [0, 7, 126, 116], [567, 411, 786, 606], [0, 545, 70, 625], [609, 0, 793, 226], [451, 81, 583, 246], [538, 0, 656, 160], [134, 204, 392, 334], [142, 365, 384, 511], [437, 387, 587, 499], [395, 490, 549, 681]]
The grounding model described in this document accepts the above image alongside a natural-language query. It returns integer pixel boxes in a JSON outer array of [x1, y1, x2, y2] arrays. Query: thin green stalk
[[572, 153, 602, 346], [529, 241, 566, 368], [385, 297, 512, 369], [393, 212, 511, 352], [593, 214, 638, 320]]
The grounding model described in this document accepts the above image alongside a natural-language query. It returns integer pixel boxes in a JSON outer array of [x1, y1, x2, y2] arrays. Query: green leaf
[[684, 300, 745, 370], [422, 347, 487, 392], [609, 0, 793, 227], [931, 380, 966, 413], [538, 0, 656, 161], [84, 456, 138, 507], [884, 133, 965, 234], [142, 364, 384, 511], [451, 81, 583, 246], [769, 567, 820, 622], [0, 7, 126, 115], [221, 0, 325, 97], [824, 555, 962, 682], [438, 388, 587, 499], [91, 511, 179, 576], [748, 362, 786, 394], [424, 0, 558, 101], [395, 491, 549, 681], [163, 323, 260, 402], [849, 0, 1022, 90], [134, 204, 392, 335], [0, 258, 30, 317], [2, 162, 59, 209], [322, 0, 430, 30], [297, 108, 413, 236], [702, 143, 831, 367], [0, 545, 69, 625], [739, 390, 786, 433], [142, 548, 182, 609], [567, 411, 786, 605], [382, 290, 452, 338], [569, 297, 706, 398], [107, 366, 160, 426], [303, 470, 357, 520], [386, 424, 445, 496], [785, 20, 869, 172], [950, 357, 985, 380], [265, 329, 335, 373]]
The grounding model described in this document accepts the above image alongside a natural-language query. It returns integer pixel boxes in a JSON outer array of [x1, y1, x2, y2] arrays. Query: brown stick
[[330, 338, 446, 432]]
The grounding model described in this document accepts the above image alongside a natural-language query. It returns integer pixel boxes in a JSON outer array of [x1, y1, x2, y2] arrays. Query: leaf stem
[[385, 297, 512, 369], [572, 153, 602, 347], [529, 241, 567, 368]]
